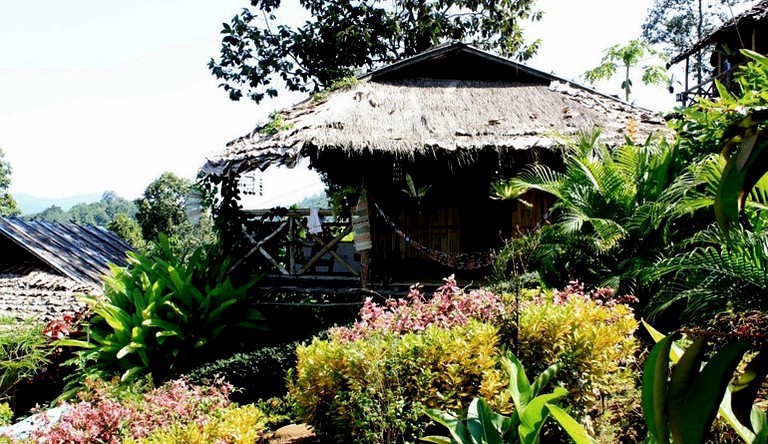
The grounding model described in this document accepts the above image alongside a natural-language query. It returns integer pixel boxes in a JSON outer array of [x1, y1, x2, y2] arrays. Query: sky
[[0, 0, 693, 207]]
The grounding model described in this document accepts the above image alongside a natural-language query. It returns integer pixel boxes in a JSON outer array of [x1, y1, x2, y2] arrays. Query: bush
[[19, 378, 269, 444], [61, 236, 264, 386], [514, 281, 640, 440], [0, 319, 54, 413], [290, 321, 504, 443], [290, 278, 639, 443], [187, 341, 299, 404]]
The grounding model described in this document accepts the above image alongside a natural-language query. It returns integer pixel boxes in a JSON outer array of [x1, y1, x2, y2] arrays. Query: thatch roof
[[669, 0, 768, 66], [0, 266, 91, 321], [204, 42, 665, 178]]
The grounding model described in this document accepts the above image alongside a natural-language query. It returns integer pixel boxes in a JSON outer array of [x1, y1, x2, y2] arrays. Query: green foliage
[[515, 290, 639, 416], [493, 129, 701, 293], [422, 352, 595, 444], [0, 403, 12, 427], [0, 148, 20, 217], [290, 321, 504, 443], [28, 205, 68, 223], [642, 0, 747, 83], [259, 111, 295, 136], [27, 191, 137, 227], [642, 322, 768, 443], [582, 39, 669, 101], [135, 172, 215, 259], [712, 51, 768, 235], [126, 404, 270, 444], [108, 213, 148, 251], [61, 236, 264, 386], [210, 0, 541, 103], [0, 320, 52, 409], [187, 341, 298, 404]]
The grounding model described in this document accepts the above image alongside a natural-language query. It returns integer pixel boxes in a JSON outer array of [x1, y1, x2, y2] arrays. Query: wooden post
[[288, 215, 295, 274], [354, 178, 373, 288]]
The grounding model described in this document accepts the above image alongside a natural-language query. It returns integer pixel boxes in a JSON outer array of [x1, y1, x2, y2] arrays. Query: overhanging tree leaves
[[210, 0, 542, 103], [641, 0, 748, 85]]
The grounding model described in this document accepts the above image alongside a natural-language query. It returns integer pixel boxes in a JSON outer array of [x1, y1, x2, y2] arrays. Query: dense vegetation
[[2, 6, 768, 443]]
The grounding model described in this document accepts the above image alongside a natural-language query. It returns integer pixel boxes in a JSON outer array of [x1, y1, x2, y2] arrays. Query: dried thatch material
[[205, 78, 664, 177], [0, 268, 94, 321]]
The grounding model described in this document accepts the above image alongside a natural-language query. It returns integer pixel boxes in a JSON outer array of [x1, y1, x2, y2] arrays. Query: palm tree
[[493, 129, 705, 296]]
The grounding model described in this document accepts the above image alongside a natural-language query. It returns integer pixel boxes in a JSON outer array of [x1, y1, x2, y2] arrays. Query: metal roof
[[0, 218, 133, 289]]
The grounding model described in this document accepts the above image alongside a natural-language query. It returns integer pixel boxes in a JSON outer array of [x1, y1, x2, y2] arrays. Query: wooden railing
[[232, 209, 359, 277]]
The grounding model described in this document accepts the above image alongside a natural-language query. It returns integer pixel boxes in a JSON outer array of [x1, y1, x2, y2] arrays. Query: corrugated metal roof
[[0, 218, 133, 288]]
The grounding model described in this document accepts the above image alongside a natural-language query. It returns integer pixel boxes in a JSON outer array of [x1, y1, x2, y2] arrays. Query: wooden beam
[[259, 247, 289, 275], [297, 224, 354, 275], [228, 220, 288, 273], [307, 230, 359, 275]]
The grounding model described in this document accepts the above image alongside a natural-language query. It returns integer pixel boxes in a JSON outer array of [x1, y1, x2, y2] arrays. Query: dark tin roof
[[0, 218, 133, 289]]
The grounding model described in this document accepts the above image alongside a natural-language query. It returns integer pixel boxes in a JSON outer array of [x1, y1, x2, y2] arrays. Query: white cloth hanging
[[308, 208, 323, 234]]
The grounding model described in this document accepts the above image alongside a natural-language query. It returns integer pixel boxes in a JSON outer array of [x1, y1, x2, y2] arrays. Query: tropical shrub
[[290, 279, 639, 443], [0, 318, 54, 412], [187, 340, 299, 403], [291, 321, 504, 443], [61, 236, 264, 386], [642, 322, 768, 443], [492, 129, 703, 297], [423, 352, 594, 444], [329, 275, 510, 342], [18, 378, 269, 444], [515, 282, 639, 410]]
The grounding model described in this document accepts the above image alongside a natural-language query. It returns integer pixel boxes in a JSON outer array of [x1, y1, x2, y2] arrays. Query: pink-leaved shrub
[[18, 378, 267, 444], [329, 275, 509, 342]]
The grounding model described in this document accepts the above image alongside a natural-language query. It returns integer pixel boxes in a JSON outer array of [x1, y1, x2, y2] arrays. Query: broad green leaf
[[731, 349, 768, 431], [54, 339, 95, 349], [681, 341, 750, 443], [424, 408, 473, 443], [546, 404, 596, 444], [467, 398, 502, 444], [504, 353, 532, 411], [641, 333, 674, 444], [668, 336, 708, 443], [142, 319, 184, 338], [120, 366, 143, 383], [518, 388, 568, 444], [530, 362, 562, 398]]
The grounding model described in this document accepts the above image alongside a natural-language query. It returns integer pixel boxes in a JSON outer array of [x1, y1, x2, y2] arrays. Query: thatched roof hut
[[205, 42, 663, 177], [204, 42, 665, 289]]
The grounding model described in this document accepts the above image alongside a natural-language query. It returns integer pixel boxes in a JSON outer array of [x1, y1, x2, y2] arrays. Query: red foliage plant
[[329, 275, 509, 342]]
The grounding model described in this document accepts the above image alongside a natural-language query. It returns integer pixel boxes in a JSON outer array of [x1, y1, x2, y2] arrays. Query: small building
[[204, 42, 663, 294], [669, 0, 768, 105], [0, 217, 133, 320]]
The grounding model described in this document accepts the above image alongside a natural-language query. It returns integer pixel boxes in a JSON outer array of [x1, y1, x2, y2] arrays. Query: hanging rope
[[373, 203, 496, 270]]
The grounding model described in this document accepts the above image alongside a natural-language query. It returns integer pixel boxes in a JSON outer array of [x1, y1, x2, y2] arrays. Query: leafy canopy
[[209, 0, 542, 103], [642, 0, 748, 84], [583, 39, 669, 102]]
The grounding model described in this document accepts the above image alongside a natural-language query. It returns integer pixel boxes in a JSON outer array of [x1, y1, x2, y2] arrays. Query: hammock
[[374, 203, 496, 270]]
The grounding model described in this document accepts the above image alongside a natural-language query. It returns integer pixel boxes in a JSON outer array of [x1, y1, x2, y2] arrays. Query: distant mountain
[[13, 193, 103, 215]]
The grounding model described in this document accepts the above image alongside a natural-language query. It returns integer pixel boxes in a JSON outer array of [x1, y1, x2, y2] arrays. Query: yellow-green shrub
[[515, 291, 638, 408], [289, 320, 506, 443], [126, 404, 269, 444]]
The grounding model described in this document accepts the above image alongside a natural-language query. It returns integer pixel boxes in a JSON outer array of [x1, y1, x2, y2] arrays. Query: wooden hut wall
[[312, 148, 559, 281]]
